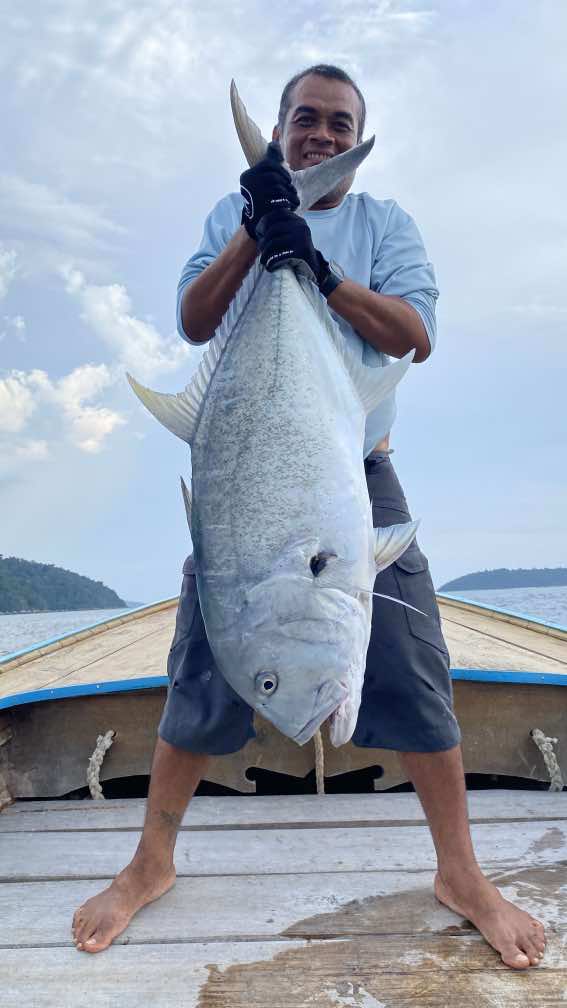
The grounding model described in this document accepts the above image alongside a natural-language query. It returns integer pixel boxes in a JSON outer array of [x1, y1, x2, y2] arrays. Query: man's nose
[[308, 123, 334, 145]]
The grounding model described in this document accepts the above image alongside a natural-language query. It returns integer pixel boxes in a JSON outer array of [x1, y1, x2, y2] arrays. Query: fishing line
[[298, 575, 430, 618]]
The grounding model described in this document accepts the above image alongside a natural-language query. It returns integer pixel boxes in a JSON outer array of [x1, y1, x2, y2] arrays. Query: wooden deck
[[0, 791, 565, 1005]]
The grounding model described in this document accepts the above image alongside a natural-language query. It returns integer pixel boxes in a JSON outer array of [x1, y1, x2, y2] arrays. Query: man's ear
[[272, 125, 280, 141]]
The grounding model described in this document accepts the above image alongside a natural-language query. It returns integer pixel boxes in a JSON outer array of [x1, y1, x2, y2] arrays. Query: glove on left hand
[[256, 209, 328, 285]]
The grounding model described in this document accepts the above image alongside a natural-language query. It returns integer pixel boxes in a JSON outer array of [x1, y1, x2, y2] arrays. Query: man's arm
[[180, 226, 257, 344], [327, 280, 431, 363]]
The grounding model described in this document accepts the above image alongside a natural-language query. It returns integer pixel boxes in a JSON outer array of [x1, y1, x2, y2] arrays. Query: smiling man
[[71, 65, 546, 971]]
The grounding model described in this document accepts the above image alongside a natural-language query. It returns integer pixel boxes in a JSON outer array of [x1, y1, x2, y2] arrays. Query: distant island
[[439, 567, 567, 592], [0, 556, 127, 614]]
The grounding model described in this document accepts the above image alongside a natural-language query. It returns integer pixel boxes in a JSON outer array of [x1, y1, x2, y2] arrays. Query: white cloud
[[0, 364, 125, 455], [62, 267, 191, 382], [54, 363, 126, 453], [507, 303, 567, 318], [0, 175, 126, 275], [14, 439, 50, 460], [0, 372, 37, 432], [0, 245, 18, 300], [0, 315, 26, 343]]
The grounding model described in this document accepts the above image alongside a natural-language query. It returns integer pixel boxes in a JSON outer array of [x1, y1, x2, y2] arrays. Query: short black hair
[[277, 64, 366, 142]]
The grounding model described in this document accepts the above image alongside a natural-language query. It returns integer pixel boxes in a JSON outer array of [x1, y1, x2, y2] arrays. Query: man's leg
[[72, 736, 209, 953], [398, 744, 547, 969]]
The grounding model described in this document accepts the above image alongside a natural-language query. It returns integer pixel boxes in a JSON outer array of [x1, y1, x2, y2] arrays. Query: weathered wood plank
[[2, 820, 566, 881], [2, 792, 566, 832], [1, 864, 564, 949], [0, 934, 566, 1007]]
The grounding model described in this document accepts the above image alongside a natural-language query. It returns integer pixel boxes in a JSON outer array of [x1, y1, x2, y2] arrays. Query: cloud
[[0, 175, 126, 275], [62, 267, 192, 381], [0, 245, 18, 300], [0, 315, 26, 343], [13, 439, 50, 460], [0, 372, 37, 432], [0, 365, 125, 455]]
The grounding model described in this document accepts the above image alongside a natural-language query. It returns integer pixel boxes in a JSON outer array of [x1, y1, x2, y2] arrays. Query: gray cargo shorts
[[158, 451, 461, 755]]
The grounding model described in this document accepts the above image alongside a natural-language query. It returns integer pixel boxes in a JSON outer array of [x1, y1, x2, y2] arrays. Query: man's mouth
[[303, 151, 333, 164]]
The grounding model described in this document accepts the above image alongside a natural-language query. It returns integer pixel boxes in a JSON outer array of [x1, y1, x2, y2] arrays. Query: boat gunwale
[[0, 598, 179, 671], [1, 667, 566, 713]]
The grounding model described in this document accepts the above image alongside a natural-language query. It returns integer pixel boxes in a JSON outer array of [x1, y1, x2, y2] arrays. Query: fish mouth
[[292, 680, 349, 746]]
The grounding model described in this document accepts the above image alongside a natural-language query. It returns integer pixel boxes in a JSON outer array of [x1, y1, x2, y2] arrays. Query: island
[[439, 567, 567, 592], [0, 556, 127, 614]]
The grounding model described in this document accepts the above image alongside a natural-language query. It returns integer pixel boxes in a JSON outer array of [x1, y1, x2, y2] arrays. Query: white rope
[[314, 728, 325, 795], [87, 730, 116, 800], [530, 728, 564, 792]]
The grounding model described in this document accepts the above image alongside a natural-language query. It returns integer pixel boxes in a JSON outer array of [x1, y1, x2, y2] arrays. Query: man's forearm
[[181, 227, 257, 343], [328, 278, 431, 363]]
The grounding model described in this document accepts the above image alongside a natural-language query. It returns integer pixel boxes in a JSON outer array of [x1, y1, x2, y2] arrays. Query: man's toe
[[502, 945, 531, 969]]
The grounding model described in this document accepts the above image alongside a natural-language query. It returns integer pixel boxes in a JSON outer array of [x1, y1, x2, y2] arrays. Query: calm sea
[[1, 586, 566, 659]]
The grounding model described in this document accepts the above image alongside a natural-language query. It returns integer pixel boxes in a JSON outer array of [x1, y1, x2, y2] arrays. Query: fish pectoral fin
[[180, 476, 192, 533], [351, 350, 415, 414], [374, 520, 420, 573]]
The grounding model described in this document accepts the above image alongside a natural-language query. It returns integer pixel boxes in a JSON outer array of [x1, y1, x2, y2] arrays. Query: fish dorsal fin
[[297, 275, 414, 413], [374, 520, 420, 574], [127, 261, 262, 444], [180, 476, 192, 532], [230, 79, 270, 167]]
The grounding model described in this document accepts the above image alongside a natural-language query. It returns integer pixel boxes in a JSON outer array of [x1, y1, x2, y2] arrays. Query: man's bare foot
[[72, 857, 176, 953], [434, 866, 546, 969]]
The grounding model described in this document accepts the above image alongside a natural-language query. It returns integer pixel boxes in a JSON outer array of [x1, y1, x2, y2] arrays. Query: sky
[[1, 0, 566, 603]]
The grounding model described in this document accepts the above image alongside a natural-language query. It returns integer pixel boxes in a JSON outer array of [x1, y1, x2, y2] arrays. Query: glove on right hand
[[240, 141, 299, 240]]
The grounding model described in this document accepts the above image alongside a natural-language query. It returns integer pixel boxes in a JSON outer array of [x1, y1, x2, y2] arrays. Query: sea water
[[1, 586, 566, 659]]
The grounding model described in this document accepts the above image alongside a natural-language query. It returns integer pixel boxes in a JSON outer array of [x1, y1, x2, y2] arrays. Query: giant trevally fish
[[128, 82, 419, 748]]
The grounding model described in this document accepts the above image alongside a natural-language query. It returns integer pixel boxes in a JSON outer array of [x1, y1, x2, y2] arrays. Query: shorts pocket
[[393, 544, 449, 656], [169, 574, 205, 654]]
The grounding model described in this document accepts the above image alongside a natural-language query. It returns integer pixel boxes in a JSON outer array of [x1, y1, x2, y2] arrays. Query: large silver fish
[[128, 83, 418, 747]]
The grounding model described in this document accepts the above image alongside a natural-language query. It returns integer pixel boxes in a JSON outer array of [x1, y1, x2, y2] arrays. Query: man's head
[[273, 65, 367, 210]]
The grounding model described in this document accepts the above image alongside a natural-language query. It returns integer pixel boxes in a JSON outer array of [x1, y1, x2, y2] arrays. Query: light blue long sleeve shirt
[[176, 191, 438, 456]]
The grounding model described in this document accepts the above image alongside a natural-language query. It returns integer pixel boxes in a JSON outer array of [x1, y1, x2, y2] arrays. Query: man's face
[[273, 74, 361, 210]]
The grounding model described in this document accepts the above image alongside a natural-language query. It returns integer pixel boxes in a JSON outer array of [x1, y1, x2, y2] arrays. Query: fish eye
[[310, 551, 337, 577], [255, 671, 278, 696]]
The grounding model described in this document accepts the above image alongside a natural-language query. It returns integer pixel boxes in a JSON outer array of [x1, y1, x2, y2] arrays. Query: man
[[72, 65, 546, 969]]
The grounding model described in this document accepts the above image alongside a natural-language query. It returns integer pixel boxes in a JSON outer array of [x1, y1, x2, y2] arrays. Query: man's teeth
[[305, 153, 331, 161]]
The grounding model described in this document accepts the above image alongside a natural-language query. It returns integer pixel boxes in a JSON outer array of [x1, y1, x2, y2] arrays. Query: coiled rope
[[530, 728, 564, 792], [87, 729, 116, 799]]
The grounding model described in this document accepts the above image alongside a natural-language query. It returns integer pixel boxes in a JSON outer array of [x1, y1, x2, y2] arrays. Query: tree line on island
[[0, 556, 126, 614], [439, 567, 567, 591]]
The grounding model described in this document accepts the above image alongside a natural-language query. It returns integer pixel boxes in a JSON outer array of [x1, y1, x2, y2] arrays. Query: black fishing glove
[[256, 208, 329, 286], [240, 141, 299, 240]]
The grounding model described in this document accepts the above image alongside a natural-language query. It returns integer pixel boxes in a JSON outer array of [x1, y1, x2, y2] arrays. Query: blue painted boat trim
[[0, 676, 169, 711], [450, 668, 566, 685], [437, 591, 567, 633], [1, 668, 565, 712], [0, 598, 178, 665]]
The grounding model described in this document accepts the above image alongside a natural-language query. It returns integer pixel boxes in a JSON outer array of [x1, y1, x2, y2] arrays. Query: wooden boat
[[1, 598, 566, 1003], [1, 594, 565, 802]]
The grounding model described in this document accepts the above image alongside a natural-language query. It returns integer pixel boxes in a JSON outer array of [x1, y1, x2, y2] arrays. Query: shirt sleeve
[[369, 200, 439, 353], [176, 193, 243, 345]]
